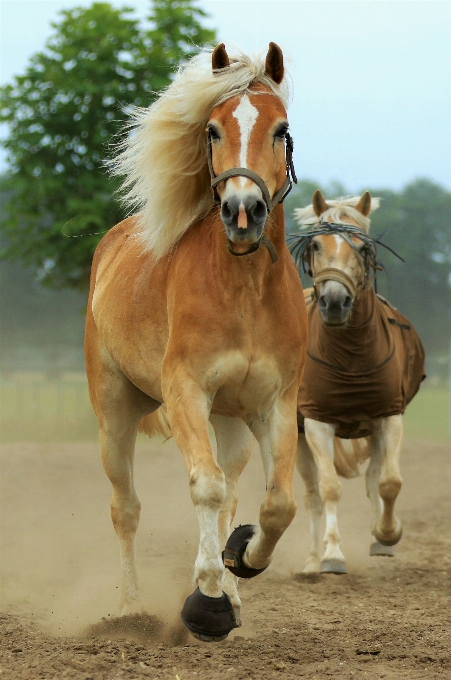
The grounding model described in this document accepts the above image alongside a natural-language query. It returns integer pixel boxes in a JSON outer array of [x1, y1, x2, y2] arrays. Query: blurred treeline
[[1, 178, 450, 382], [0, 1, 449, 382]]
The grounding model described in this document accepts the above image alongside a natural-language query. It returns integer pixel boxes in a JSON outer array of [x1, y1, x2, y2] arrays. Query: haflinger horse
[[84, 43, 307, 641], [288, 190, 425, 575]]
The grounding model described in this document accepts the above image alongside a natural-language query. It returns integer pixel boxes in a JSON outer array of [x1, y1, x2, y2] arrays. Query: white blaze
[[333, 233, 344, 250], [233, 94, 259, 171]]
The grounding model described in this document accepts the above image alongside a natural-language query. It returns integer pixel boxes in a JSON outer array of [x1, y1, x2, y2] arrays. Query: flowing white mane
[[112, 48, 290, 259], [293, 196, 380, 234]]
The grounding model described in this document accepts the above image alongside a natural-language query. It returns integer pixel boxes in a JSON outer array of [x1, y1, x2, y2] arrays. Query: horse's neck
[[347, 286, 377, 329], [316, 287, 392, 371], [213, 205, 286, 293]]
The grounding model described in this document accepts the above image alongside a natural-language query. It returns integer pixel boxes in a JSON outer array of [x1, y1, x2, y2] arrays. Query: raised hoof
[[181, 587, 236, 642], [223, 524, 268, 579], [320, 558, 347, 575], [370, 541, 395, 557], [375, 526, 402, 547]]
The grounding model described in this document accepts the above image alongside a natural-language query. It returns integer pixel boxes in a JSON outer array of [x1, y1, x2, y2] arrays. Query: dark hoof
[[223, 524, 267, 579], [181, 587, 236, 642], [370, 541, 395, 557], [375, 526, 402, 547], [320, 558, 347, 574]]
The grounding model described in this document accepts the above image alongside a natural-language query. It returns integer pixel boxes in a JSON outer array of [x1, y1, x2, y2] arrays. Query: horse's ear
[[265, 42, 284, 84], [355, 191, 372, 217], [212, 43, 230, 71], [312, 190, 328, 217]]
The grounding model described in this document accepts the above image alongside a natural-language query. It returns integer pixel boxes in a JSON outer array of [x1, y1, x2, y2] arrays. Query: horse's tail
[[334, 437, 370, 478], [139, 406, 173, 440]]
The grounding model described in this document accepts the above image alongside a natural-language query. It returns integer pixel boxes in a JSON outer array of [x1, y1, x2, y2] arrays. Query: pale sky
[[1, 0, 450, 191]]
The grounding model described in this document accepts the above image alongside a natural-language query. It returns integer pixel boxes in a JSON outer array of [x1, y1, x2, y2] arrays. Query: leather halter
[[207, 128, 297, 263], [312, 267, 360, 299], [287, 221, 404, 296]]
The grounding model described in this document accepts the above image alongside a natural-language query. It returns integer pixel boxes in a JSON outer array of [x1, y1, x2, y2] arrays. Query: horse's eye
[[311, 241, 319, 252], [274, 125, 288, 140], [208, 126, 220, 141]]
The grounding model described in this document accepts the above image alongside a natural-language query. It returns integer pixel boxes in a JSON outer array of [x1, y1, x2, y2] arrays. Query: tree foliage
[[286, 178, 451, 357], [0, 1, 215, 289]]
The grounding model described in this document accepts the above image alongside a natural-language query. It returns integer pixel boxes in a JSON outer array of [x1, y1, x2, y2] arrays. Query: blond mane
[[112, 48, 290, 259], [293, 195, 380, 234]]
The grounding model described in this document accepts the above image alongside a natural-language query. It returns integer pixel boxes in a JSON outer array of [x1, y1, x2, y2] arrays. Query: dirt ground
[[1, 435, 450, 679]]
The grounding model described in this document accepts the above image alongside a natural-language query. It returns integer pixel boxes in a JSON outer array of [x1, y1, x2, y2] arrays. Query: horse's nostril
[[250, 199, 267, 222], [343, 295, 352, 309], [221, 201, 233, 223], [318, 295, 327, 309]]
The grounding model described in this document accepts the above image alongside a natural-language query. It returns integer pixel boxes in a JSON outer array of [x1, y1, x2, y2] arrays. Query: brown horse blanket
[[298, 290, 425, 438]]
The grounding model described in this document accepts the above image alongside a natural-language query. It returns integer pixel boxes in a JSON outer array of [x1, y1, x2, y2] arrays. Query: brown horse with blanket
[[289, 190, 425, 574]]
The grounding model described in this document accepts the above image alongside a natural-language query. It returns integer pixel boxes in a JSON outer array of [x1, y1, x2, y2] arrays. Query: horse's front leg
[[368, 415, 403, 548], [296, 433, 323, 573], [210, 415, 254, 625], [163, 375, 236, 641], [304, 419, 347, 574], [227, 395, 298, 574]]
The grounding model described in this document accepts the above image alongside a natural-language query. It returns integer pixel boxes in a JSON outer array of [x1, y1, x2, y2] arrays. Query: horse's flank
[[112, 49, 290, 259]]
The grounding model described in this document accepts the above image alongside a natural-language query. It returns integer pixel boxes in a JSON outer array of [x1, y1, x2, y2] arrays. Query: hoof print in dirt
[[320, 558, 347, 574], [181, 587, 236, 642], [223, 524, 268, 578], [370, 541, 395, 557]]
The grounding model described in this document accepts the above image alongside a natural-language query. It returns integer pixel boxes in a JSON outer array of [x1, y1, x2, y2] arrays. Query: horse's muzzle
[[221, 195, 267, 245], [318, 290, 353, 326]]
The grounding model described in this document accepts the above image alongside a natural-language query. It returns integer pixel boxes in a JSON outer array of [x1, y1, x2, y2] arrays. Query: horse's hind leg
[[367, 415, 403, 550], [303, 419, 347, 574], [86, 329, 159, 613], [296, 434, 323, 574], [211, 415, 254, 625]]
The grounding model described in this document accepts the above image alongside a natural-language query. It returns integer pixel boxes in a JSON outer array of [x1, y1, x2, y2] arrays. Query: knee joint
[[189, 468, 226, 507], [379, 477, 402, 501], [319, 478, 341, 503], [260, 489, 296, 535], [111, 498, 141, 534]]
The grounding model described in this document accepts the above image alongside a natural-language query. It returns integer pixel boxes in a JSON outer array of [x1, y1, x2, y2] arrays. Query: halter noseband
[[207, 128, 297, 263], [287, 222, 404, 297]]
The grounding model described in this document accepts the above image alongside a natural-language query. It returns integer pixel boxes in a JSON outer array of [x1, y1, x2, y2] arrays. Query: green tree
[[0, 1, 215, 290], [371, 179, 451, 358]]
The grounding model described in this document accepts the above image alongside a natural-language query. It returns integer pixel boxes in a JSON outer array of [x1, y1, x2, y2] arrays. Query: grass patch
[[1, 379, 449, 443], [404, 386, 450, 441], [0, 377, 98, 442]]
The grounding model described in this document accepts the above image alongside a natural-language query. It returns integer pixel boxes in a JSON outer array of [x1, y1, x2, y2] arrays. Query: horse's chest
[[207, 351, 284, 417]]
